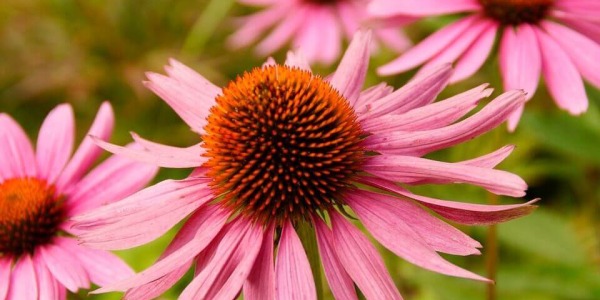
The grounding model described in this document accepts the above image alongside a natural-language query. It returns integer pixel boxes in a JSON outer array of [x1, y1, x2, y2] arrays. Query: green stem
[[297, 221, 324, 299], [181, 0, 236, 56]]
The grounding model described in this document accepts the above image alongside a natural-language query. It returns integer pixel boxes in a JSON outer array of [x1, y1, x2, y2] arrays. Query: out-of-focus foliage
[[1, 0, 599, 299]]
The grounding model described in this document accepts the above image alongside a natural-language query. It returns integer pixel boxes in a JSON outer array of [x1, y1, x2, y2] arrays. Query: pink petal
[[365, 90, 526, 156], [91, 134, 205, 168], [68, 240, 135, 287], [243, 223, 276, 300], [144, 71, 215, 134], [354, 83, 395, 115], [314, 217, 358, 300], [535, 27, 588, 114], [93, 205, 228, 294], [40, 238, 90, 292], [499, 24, 541, 98], [33, 252, 64, 300], [7, 255, 38, 300], [56, 101, 114, 193], [377, 16, 477, 75], [363, 64, 453, 120], [329, 30, 371, 106], [373, 27, 412, 53], [420, 19, 493, 77], [256, 6, 308, 56], [182, 218, 263, 300], [330, 212, 402, 300], [36, 104, 74, 185], [284, 51, 311, 71], [365, 155, 527, 197], [0, 257, 12, 300], [293, 6, 341, 65], [360, 177, 538, 225], [369, 0, 479, 17], [348, 190, 484, 261], [66, 143, 158, 217], [451, 23, 498, 83], [227, 5, 288, 49], [542, 21, 600, 87], [362, 84, 492, 133], [561, 18, 600, 44], [74, 178, 214, 250], [275, 220, 316, 300], [164, 59, 221, 106], [0, 114, 37, 180], [459, 145, 515, 168]]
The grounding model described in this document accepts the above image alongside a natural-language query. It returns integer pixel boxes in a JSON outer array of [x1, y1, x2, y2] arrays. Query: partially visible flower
[[228, 0, 412, 65], [0, 103, 158, 299], [75, 32, 536, 299], [369, 0, 600, 130]]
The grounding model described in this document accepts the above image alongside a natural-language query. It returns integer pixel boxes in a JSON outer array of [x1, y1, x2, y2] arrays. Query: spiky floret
[[479, 0, 554, 25], [203, 65, 365, 225], [0, 178, 64, 255]]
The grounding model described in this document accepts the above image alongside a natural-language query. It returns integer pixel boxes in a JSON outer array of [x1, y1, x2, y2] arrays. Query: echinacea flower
[[0, 103, 158, 299], [228, 0, 411, 65], [369, 0, 600, 130], [74, 31, 536, 300]]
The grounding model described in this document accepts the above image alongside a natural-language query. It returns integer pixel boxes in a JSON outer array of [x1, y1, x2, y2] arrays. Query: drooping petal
[[535, 27, 588, 114], [360, 177, 538, 225], [293, 6, 341, 65], [364, 155, 527, 197], [7, 255, 38, 300], [93, 205, 229, 294], [90, 134, 205, 168], [330, 212, 402, 300], [0, 114, 37, 180], [363, 64, 453, 120], [227, 5, 288, 49], [74, 178, 214, 250], [459, 145, 515, 168], [36, 104, 74, 185], [181, 218, 263, 300], [256, 6, 309, 56], [243, 223, 276, 300], [369, 0, 479, 17], [365, 90, 526, 156], [67, 239, 135, 287], [451, 23, 498, 83], [499, 24, 541, 98], [329, 30, 371, 106], [65, 143, 158, 217], [33, 252, 64, 300], [0, 257, 10, 299], [314, 217, 358, 300], [348, 190, 485, 265], [419, 19, 493, 77], [362, 84, 492, 133], [275, 220, 316, 300], [56, 101, 114, 193], [377, 16, 477, 75], [542, 21, 600, 87], [40, 238, 90, 292]]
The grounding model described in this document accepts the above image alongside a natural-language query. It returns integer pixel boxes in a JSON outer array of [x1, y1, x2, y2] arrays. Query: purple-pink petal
[[8, 255, 38, 300], [329, 30, 371, 106], [0, 114, 37, 180], [275, 220, 316, 300], [0, 257, 12, 299], [40, 238, 90, 292], [330, 212, 403, 300], [314, 217, 358, 300], [243, 223, 276, 300], [35, 103, 74, 185]]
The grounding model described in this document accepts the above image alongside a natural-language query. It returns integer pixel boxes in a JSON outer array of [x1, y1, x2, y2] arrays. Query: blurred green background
[[1, 0, 599, 299]]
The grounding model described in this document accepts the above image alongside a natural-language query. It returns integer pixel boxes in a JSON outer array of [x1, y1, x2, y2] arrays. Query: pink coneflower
[[228, 0, 411, 65], [74, 31, 536, 299], [370, 0, 600, 130], [0, 103, 158, 299]]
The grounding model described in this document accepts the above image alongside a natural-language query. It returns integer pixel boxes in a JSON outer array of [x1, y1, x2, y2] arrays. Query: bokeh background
[[1, 0, 599, 299]]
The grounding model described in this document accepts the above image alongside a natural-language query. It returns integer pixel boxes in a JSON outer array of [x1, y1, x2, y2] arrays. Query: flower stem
[[297, 221, 324, 299], [182, 0, 236, 56]]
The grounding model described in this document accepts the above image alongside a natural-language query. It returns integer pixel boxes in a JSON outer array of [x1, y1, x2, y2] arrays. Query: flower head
[[228, 0, 411, 65], [370, 0, 600, 130], [0, 103, 158, 299], [75, 31, 537, 299]]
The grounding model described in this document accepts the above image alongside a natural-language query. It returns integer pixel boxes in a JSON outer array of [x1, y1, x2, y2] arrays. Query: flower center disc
[[0, 178, 64, 255], [479, 0, 554, 25], [203, 65, 365, 225]]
